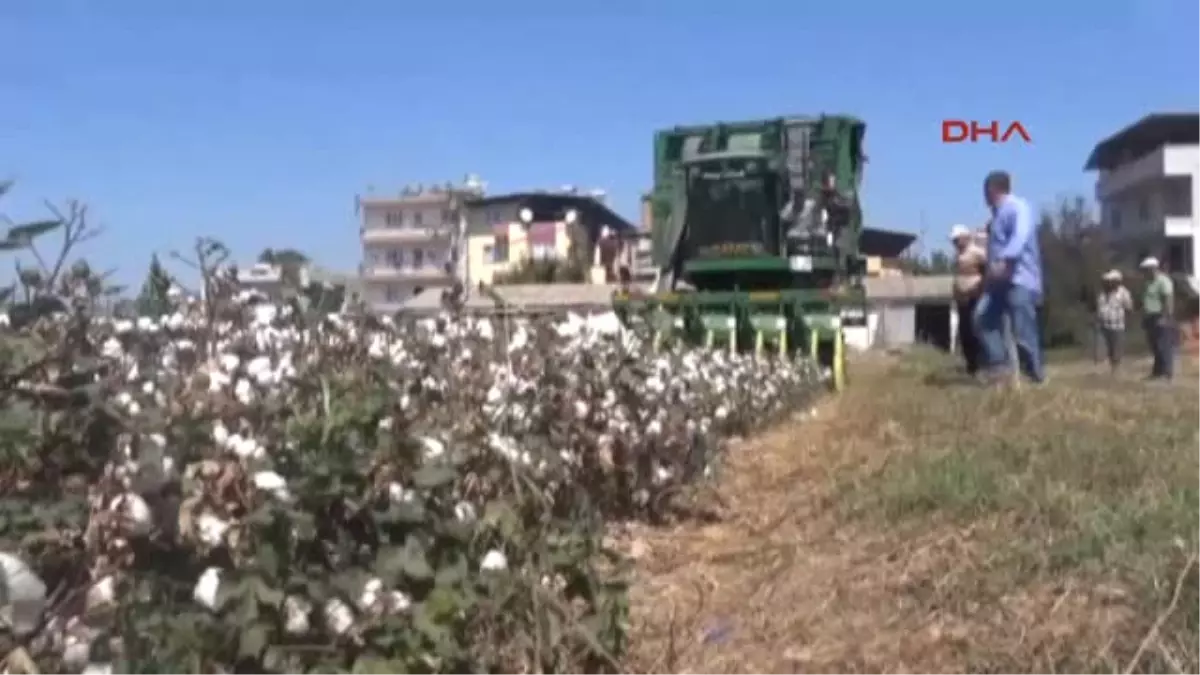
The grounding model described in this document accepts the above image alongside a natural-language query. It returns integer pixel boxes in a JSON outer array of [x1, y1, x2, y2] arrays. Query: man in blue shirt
[[973, 171, 1046, 384]]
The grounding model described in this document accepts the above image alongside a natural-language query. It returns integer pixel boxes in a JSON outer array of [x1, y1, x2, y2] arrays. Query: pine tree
[[135, 254, 172, 317]]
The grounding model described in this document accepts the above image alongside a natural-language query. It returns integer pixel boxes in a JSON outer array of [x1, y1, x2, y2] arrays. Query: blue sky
[[2, 0, 1197, 285]]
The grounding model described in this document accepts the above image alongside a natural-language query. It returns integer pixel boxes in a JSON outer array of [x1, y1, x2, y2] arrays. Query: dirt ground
[[623, 351, 1199, 674]]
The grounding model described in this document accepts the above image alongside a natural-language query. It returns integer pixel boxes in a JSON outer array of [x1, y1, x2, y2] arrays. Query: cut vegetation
[[626, 351, 1199, 674]]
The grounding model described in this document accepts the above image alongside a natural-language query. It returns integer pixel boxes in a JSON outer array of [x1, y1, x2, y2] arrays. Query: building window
[[384, 285, 402, 303], [442, 209, 455, 223], [493, 235, 509, 263], [413, 210, 424, 227], [413, 248, 424, 268], [1137, 196, 1151, 222], [1163, 176, 1193, 218], [387, 249, 405, 268], [385, 211, 404, 227], [1108, 206, 1122, 232], [483, 245, 494, 262]]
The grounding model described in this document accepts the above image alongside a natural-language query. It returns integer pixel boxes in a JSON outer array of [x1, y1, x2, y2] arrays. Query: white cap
[[1102, 269, 1122, 281], [949, 224, 972, 241], [1139, 256, 1160, 269]]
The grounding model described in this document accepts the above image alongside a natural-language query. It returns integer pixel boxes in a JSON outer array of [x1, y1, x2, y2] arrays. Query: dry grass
[[624, 350, 1199, 673]]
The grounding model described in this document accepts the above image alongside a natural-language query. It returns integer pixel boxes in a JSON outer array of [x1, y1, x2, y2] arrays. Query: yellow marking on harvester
[[832, 327, 846, 391]]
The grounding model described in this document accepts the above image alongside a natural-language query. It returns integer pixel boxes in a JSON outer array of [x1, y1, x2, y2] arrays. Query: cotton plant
[[0, 252, 824, 673]]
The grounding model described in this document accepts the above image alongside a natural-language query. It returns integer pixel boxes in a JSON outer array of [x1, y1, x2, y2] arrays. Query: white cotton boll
[[0, 552, 48, 636], [507, 327, 528, 353], [86, 575, 116, 611], [164, 312, 186, 331], [141, 380, 155, 395], [233, 378, 254, 405], [323, 598, 355, 636], [454, 502, 476, 522], [358, 578, 383, 610], [420, 436, 446, 460], [208, 370, 231, 393], [109, 493, 153, 536], [252, 304, 277, 326], [212, 422, 230, 447], [488, 433, 519, 461], [647, 420, 662, 436], [218, 353, 240, 373], [387, 590, 412, 613], [284, 595, 311, 635], [81, 663, 113, 675], [246, 355, 271, 378], [113, 319, 133, 334], [387, 482, 412, 504], [196, 513, 231, 547], [654, 466, 674, 483], [63, 632, 93, 671], [574, 400, 589, 420], [101, 337, 123, 359], [135, 316, 155, 331], [193, 567, 221, 609], [253, 470, 291, 501], [480, 549, 508, 572], [127, 400, 141, 416], [232, 435, 265, 460], [116, 391, 133, 408]]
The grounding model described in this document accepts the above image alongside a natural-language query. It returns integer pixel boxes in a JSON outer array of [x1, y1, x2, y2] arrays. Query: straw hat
[[949, 224, 972, 241], [1102, 269, 1122, 281], [1139, 256, 1160, 269]]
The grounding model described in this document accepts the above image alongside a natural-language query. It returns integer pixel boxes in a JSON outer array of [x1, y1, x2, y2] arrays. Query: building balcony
[[361, 227, 451, 244], [360, 265, 454, 283], [1096, 145, 1197, 201]]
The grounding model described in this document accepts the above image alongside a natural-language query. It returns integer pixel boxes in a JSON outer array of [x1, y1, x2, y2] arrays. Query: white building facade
[[357, 176, 485, 313], [1087, 113, 1198, 278]]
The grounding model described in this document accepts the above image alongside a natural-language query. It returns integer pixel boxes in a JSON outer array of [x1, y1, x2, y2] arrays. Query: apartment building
[[462, 188, 637, 286], [1085, 112, 1198, 277], [357, 176, 485, 312]]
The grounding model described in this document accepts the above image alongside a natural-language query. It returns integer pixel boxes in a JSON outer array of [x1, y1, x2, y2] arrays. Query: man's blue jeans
[[973, 283, 1045, 383]]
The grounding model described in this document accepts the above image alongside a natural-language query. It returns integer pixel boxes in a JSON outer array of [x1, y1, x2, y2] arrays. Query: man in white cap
[[1139, 256, 1176, 380], [951, 224, 987, 375], [1094, 269, 1133, 373]]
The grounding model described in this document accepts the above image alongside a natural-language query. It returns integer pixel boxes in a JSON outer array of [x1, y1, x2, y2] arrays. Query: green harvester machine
[[612, 115, 872, 391]]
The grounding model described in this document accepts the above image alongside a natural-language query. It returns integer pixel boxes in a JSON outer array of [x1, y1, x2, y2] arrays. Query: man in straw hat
[[1139, 256, 1176, 380], [975, 170, 1046, 385], [1094, 269, 1133, 373], [951, 224, 987, 375]]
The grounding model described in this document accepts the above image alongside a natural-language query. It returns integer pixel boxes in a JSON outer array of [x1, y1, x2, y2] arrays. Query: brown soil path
[[623, 354, 1196, 673]]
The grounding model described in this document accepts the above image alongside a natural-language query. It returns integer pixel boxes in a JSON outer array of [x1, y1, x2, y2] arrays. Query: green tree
[[134, 254, 172, 318], [258, 247, 310, 289], [1037, 196, 1110, 348]]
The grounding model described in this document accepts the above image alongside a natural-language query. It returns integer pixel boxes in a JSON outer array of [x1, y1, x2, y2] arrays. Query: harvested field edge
[[625, 353, 1199, 674]]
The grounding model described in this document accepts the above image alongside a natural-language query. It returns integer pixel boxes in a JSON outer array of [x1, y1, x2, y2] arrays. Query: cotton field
[[0, 285, 827, 673]]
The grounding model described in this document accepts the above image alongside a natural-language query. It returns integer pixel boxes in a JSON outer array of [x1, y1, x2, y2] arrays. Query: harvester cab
[[613, 115, 870, 391]]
